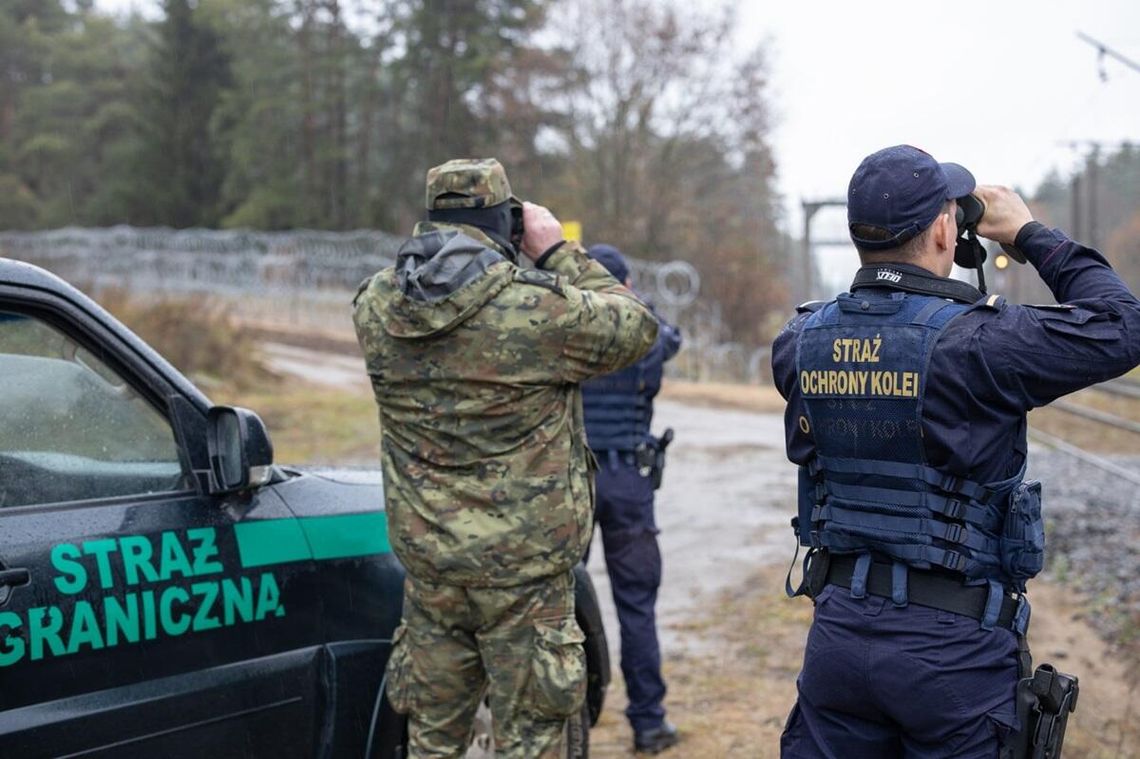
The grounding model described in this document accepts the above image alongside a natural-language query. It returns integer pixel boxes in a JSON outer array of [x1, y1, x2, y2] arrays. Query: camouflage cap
[[425, 158, 518, 210]]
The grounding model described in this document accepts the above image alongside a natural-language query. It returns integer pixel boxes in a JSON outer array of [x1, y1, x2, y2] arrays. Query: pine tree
[[132, 0, 232, 227]]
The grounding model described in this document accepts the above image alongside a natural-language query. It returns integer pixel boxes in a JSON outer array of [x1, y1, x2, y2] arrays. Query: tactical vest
[[795, 290, 1044, 628], [582, 360, 653, 452]]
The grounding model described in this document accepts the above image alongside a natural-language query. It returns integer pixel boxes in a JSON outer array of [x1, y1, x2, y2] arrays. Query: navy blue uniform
[[772, 224, 1140, 758], [583, 314, 682, 734]]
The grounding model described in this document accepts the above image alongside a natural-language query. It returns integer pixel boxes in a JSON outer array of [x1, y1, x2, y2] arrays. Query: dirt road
[[581, 397, 798, 756], [590, 400, 795, 651]]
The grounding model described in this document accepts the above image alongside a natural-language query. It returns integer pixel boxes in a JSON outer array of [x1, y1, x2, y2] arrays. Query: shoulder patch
[[513, 268, 563, 295], [972, 293, 1006, 311], [795, 300, 826, 314]]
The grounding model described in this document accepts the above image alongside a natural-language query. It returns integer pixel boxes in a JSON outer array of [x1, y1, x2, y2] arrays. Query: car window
[[0, 311, 185, 507]]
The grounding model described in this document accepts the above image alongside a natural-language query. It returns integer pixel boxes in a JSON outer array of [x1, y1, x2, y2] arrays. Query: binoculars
[[509, 197, 525, 251], [955, 194, 1028, 265]]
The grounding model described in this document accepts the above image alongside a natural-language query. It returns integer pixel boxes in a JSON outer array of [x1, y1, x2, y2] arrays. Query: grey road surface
[[585, 400, 795, 659]]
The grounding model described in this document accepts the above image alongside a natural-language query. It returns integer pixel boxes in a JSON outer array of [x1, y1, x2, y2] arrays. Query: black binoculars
[[955, 194, 1028, 265], [509, 197, 525, 250]]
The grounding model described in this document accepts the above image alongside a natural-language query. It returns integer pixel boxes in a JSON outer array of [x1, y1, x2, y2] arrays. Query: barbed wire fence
[[0, 227, 771, 384]]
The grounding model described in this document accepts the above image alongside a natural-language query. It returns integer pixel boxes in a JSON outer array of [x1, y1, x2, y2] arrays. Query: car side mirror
[[206, 406, 274, 495]]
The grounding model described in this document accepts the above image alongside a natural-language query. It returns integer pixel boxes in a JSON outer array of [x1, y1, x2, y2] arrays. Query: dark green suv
[[0, 257, 609, 758]]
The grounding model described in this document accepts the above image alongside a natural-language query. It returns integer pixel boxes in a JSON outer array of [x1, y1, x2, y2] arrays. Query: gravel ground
[[1028, 449, 1140, 647]]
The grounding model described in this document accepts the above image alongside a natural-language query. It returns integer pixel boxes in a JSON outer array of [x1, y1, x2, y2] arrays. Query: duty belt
[[596, 449, 637, 468], [596, 446, 657, 474], [825, 554, 1021, 630]]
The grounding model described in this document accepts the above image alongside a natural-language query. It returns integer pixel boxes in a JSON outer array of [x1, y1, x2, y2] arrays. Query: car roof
[[0, 256, 82, 293]]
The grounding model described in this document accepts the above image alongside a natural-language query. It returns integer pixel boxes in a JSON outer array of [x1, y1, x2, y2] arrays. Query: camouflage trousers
[[385, 570, 586, 758]]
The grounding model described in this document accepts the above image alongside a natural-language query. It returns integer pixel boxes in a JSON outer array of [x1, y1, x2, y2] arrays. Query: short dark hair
[[854, 199, 952, 264]]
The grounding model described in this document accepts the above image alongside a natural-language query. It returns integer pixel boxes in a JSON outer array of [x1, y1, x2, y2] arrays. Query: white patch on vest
[[876, 270, 903, 283]]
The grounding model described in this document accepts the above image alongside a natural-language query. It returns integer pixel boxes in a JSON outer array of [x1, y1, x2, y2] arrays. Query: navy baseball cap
[[587, 244, 630, 282], [847, 145, 976, 250]]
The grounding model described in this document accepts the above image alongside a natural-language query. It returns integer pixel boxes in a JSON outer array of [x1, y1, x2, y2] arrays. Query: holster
[[1003, 634, 1079, 759], [638, 428, 674, 491]]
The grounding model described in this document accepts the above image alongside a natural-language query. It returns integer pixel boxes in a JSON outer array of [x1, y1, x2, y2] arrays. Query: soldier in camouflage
[[353, 158, 659, 758]]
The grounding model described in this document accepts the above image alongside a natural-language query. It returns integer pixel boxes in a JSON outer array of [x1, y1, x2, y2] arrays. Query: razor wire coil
[[1, 227, 767, 383]]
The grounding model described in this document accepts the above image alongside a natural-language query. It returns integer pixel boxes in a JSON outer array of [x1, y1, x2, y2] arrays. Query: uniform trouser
[[591, 460, 667, 733], [780, 584, 1020, 759], [384, 570, 586, 759]]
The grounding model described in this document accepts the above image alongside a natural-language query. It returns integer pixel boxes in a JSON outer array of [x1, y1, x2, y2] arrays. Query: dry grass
[[215, 374, 790, 470], [214, 383, 380, 467], [98, 290, 276, 391], [244, 321, 362, 355], [1027, 581, 1140, 758], [660, 381, 786, 414], [232, 377, 788, 473], [588, 563, 809, 758]]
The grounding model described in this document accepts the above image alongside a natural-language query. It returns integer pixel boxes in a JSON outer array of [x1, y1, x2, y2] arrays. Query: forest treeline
[[2, 2, 1138, 341], [1032, 146, 1140, 291], [0, 0, 787, 341]]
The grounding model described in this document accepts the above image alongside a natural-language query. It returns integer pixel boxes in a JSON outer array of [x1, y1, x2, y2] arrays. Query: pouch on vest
[[1001, 480, 1045, 582], [795, 465, 818, 547]]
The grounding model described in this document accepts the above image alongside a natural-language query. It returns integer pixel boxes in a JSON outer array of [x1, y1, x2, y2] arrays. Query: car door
[[0, 294, 323, 757]]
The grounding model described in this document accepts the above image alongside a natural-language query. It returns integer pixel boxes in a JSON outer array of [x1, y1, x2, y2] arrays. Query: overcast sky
[[743, 1, 1140, 220], [732, 0, 1140, 291]]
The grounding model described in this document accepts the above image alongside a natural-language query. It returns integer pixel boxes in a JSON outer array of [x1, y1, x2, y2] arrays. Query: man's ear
[[932, 211, 955, 252]]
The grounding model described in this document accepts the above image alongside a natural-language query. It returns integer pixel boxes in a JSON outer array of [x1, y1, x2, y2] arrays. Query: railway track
[[1050, 399, 1140, 435], [1027, 428, 1140, 486], [1092, 376, 1140, 400], [1030, 376, 1140, 482]]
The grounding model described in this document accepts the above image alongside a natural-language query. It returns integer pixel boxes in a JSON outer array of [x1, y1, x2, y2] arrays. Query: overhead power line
[[1076, 31, 1140, 79]]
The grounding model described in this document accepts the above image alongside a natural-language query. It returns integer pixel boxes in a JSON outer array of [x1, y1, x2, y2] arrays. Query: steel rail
[[1028, 428, 1140, 486], [1051, 399, 1140, 435], [1091, 377, 1140, 400]]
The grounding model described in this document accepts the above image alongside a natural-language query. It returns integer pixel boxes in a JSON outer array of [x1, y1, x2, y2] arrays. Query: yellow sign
[[561, 220, 582, 242]]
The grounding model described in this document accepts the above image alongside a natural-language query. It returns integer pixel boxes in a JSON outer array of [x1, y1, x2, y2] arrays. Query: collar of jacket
[[413, 221, 512, 258], [395, 226, 509, 304], [850, 262, 984, 304]]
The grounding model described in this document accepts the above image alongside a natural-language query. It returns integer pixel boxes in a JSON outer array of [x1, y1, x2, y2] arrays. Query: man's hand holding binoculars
[[973, 185, 1035, 247], [520, 202, 565, 262]]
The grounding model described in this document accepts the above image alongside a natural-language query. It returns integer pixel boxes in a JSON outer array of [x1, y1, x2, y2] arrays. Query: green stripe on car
[[235, 512, 390, 568]]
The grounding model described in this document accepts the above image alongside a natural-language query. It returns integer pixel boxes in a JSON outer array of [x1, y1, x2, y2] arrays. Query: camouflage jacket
[[353, 222, 658, 587]]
